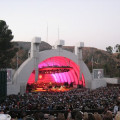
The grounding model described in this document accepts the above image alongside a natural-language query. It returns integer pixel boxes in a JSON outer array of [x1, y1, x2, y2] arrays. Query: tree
[[0, 20, 18, 68], [106, 46, 113, 54], [114, 44, 120, 53]]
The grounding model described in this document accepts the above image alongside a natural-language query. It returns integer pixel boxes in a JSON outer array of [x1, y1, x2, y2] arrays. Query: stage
[[26, 82, 75, 92], [32, 86, 73, 92]]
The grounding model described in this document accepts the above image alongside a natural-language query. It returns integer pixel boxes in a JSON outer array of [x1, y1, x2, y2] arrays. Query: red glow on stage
[[27, 56, 86, 92], [82, 73, 85, 87]]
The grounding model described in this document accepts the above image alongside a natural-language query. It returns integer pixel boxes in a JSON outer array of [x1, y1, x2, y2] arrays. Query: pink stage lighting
[[27, 56, 85, 86]]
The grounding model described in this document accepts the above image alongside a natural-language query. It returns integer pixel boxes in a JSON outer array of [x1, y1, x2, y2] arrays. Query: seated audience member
[[48, 115, 55, 120], [57, 113, 65, 120], [0, 114, 11, 120], [103, 110, 113, 120], [88, 113, 95, 120], [114, 102, 119, 116], [93, 113, 102, 120], [115, 111, 120, 120], [34, 112, 44, 120], [83, 112, 88, 120], [67, 110, 72, 120], [75, 111, 83, 120], [23, 115, 35, 120], [44, 114, 50, 120]]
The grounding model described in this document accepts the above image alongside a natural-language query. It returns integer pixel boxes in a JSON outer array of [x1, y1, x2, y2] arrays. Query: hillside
[[82, 47, 120, 77], [11, 42, 120, 77]]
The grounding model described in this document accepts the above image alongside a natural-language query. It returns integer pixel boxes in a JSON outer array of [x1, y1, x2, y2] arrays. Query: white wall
[[7, 84, 20, 95], [91, 79, 107, 89], [104, 78, 118, 84]]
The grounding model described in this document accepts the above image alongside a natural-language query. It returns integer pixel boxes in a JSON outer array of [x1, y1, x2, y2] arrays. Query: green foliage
[[0, 20, 18, 68], [115, 44, 120, 53], [106, 46, 113, 54]]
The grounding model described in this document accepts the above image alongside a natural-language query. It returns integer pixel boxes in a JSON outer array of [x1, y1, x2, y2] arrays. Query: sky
[[0, 0, 120, 50]]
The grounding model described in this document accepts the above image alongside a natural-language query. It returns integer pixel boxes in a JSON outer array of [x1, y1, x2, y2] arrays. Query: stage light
[[39, 75, 42, 79]]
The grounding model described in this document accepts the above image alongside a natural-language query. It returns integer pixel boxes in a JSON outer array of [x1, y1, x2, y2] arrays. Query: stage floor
[[31, 86, 74, 92]]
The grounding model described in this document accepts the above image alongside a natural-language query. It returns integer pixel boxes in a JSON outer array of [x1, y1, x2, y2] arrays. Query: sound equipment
[[0, 70, 7, 102]]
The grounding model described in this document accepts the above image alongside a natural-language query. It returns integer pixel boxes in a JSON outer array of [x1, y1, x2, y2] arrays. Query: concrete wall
[[104, 77, 119, 84], [91, 77, 119, 90], [7, 83, 20, 95], [91, 79, 107, 89]]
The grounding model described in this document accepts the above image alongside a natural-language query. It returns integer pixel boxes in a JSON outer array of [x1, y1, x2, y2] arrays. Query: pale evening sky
[[0, 0, 120, 50]]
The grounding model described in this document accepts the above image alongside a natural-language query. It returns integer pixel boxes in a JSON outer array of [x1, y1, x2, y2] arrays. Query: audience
[[0, 86, 120, 120]]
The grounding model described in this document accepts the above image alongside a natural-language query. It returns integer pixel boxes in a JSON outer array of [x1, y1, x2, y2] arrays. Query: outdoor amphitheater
[[0, 38, 120, 120]]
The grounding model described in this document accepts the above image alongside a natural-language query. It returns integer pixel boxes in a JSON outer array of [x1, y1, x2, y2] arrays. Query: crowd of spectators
[[0, 86, 120, 120]]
